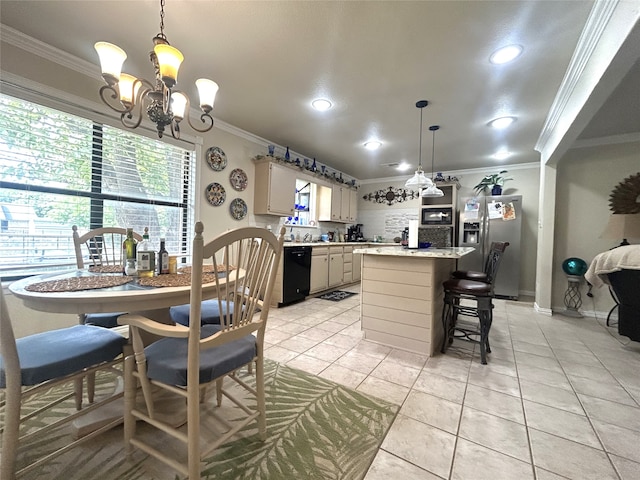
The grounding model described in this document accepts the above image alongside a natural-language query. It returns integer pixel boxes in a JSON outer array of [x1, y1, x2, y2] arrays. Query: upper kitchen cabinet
[[253, 156, 359, 223], [319, 185, 358, 223], [254, 160, 296, 216]]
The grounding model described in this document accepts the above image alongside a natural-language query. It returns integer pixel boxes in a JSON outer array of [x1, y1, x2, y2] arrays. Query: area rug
[[7, 360, 398, 480], [318, 290, 357, 302]]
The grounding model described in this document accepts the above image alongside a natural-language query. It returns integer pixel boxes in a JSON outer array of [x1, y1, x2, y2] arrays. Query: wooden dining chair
[[72, 225, 140, 404], [118, 224, 284, 479], [72, 225, 142, 329], [0, 287, 127, 479]]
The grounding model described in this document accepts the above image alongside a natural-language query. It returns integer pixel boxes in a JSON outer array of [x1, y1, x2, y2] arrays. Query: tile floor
[[263, 285, 640, 480]]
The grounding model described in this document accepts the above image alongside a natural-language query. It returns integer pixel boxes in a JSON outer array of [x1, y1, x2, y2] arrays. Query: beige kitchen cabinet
[[348, 188, 358, 223], [352, 245, 363, 282], [327, 185, 358, 223], [310, 246, 329, 294], [328, 246, 344, 287], [343, 246, 353, 284], [254, 160, 296, 216]]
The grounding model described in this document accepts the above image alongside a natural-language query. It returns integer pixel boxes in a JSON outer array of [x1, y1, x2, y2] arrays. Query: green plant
[[473, 170, 513, 195]]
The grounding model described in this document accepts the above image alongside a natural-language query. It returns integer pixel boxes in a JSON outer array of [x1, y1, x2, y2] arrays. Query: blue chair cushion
[[83, 312, 125, 329], [169, 300, 235, 326], [144, 325, 256, 386], [0, 325, 126, 388]]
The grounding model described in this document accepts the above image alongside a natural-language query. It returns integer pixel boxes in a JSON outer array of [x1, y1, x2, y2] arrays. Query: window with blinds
[[0, 93, 195, 276]]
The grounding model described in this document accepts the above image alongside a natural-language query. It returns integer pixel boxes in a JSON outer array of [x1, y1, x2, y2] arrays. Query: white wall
[[553, 140, 640, 315]]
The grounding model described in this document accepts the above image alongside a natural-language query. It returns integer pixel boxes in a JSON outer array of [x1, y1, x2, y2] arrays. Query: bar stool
[[451, 241, 509, 283], [441, 242, 509, 364]]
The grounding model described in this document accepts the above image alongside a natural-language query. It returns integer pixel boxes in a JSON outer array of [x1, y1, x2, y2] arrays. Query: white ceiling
[[1, 1, 638, 181]]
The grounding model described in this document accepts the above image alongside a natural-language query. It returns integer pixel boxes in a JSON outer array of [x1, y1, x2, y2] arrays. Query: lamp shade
[[170, 92, 188, 120], [600, 213, 640, 244], [94, 42, 127, 86], [421, 184, 444, 197], [196, 79, 219, 113], [118, 73, 141, 106], [405, 171, 433, 189], [154, 44, 184, 88]]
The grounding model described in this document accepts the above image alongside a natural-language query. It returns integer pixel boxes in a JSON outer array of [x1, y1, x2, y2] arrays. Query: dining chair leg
[[123, 355, 136, 455], [1, 383, 21, 480], [216, 378, 223, 407], [87, 373, 96, 403], [256, 356, 267, 441], [74, 378, 83, 409]]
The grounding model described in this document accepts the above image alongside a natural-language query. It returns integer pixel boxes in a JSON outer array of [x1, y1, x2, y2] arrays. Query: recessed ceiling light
[[364, 141, 381, 151], [493, 150, 511, 160], [489, 45, 523, 65], [488, 116, 516, 129], [396, 162, 411, 171], [311, 98, 332, 111]]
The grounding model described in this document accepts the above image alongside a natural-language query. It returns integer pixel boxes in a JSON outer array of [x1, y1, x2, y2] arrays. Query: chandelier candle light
[[405, 100, 434, 190], [95, 0, 219, 139]]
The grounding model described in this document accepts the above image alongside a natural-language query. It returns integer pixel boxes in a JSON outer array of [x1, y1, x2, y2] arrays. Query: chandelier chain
[[159, 0, 166, 40]]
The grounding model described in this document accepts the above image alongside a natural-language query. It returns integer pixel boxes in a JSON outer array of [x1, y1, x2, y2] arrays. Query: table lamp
[[600, 213, 640, 247]]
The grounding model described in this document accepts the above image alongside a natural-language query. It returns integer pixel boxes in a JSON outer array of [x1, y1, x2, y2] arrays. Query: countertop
[[283, 242, 398, 247], [352, 246, 475, 259]]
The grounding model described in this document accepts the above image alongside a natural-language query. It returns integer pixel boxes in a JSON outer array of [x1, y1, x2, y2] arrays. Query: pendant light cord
[[431, 127, 435, 180], [418, 107, 424, 171]]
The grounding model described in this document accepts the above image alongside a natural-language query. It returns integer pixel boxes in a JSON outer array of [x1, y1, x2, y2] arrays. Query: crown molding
[[572, 132, 640, 149], [1, 24, 101, 81]]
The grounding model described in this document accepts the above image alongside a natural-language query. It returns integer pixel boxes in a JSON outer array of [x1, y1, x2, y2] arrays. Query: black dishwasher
[[282, 246, 312, 306]]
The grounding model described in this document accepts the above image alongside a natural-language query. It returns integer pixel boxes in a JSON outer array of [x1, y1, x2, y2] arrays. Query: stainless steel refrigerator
[[457, 195, 523, 299]]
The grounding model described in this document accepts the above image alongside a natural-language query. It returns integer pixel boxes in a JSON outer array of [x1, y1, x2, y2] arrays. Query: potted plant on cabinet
[[473, 170, 513, 196]]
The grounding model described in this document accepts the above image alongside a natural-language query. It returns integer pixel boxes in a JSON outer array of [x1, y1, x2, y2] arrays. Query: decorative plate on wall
[[205, 146, 227, 171], [205, 182, 226, 206], [229, 198, 248, 220], [229, 168, 248, 191]]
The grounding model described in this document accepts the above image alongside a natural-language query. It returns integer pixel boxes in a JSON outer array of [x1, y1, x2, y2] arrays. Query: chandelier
[[404, 100, 434, 189], [421, 125, 444, 197], [94, 0, 218, 139]]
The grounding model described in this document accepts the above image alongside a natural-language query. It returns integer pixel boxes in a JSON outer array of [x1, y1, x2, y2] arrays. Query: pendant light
[[421, 125, 444, 197], [405, 100, 434, 189]]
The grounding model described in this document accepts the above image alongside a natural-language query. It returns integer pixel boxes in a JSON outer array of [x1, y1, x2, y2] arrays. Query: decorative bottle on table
[[124, 227, 138, 276], [137, 227, 156, 278], [158, 237, 169, 275]]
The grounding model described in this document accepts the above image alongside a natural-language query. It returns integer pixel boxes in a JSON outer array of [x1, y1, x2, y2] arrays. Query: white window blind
[[0, 93, 195, 276]]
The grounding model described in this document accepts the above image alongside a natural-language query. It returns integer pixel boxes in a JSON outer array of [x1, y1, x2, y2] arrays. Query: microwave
[[421, 207, 453, 225]]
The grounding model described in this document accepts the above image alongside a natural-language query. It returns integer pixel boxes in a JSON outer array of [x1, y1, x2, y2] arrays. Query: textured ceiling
[[1, 0, 637, 181]]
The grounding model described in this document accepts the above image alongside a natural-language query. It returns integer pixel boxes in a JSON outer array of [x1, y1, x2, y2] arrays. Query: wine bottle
[[137, 227, 155, 278], [124, 228, 138, 276], [158, 237, 169, 275]]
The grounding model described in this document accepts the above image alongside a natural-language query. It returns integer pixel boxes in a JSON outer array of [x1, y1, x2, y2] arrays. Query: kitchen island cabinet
[[354, 246, 474, 356]]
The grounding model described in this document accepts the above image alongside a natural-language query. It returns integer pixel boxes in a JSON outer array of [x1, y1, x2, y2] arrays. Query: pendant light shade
[[421, 125, 444, 197], [405, 100, 434, 189]]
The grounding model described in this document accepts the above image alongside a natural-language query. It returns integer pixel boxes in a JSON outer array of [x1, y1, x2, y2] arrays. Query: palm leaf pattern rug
[[4, 360, 398, 479]]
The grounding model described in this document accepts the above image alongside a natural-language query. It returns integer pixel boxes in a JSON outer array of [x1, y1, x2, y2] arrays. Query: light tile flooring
[[263, 285, 640, 480]]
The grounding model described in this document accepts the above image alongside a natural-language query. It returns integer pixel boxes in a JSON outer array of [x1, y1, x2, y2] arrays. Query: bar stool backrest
[[484, 241, 510, 285]]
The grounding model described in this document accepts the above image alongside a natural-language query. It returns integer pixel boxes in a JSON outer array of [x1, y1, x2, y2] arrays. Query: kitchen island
[[353, 246, 474, 356]]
